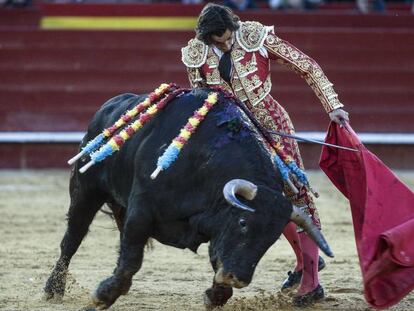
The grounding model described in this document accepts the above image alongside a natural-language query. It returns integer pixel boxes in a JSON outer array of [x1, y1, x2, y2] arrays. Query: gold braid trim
[[264, 33, 344, 113]]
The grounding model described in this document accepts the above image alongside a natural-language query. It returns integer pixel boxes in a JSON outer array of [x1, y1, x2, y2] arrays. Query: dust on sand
[[0, 170, 413, 311]]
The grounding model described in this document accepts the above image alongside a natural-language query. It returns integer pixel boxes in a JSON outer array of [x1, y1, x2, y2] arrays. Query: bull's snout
[[214, 267, 248, 289]]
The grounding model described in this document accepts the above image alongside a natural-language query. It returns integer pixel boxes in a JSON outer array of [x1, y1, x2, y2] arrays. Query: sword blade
[[268, 130, 359, 152]]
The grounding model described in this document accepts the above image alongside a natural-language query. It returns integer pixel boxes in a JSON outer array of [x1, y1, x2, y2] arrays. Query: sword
[[268, 130, 359, 152]]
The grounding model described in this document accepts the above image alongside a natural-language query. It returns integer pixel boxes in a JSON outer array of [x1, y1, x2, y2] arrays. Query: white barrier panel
[[1, 131, 414, 145], [0, 132, 84, 143]]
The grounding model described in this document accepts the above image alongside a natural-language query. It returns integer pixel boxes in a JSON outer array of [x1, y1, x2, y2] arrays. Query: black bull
[[44, 88, 332, 309]]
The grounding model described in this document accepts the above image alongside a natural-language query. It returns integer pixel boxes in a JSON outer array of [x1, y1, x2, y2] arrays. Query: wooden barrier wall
[[0, 5, 413, 169]]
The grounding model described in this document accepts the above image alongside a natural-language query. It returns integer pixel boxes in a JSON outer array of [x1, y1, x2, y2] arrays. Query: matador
[[181, 3, 349, 307]]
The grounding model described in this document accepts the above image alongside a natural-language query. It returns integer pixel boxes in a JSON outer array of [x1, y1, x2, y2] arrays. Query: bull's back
[[78, 90, 211, 201], [85, 93, 146, 142]]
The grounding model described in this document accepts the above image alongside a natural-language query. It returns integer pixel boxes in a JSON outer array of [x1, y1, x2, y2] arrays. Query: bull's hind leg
[[106, 202, 125, 235], [44, 174, 105, 301], [91, 201, 151, 309]]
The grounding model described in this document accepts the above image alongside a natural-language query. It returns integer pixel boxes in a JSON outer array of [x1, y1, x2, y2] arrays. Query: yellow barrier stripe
[[41, 16, 197, 30]]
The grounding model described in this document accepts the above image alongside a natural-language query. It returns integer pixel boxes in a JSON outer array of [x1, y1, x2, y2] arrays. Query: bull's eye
[[239, 218, 247, 228]]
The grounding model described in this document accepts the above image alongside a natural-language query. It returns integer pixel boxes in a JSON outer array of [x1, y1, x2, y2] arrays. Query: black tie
[[219, 51, 232, 83]]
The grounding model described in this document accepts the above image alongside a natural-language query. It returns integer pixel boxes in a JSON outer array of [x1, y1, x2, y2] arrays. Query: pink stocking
[[282, 221, 303, 272], [297, 231, 319, 295]]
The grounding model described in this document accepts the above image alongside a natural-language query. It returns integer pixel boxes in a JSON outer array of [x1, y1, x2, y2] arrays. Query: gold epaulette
[[236, 21, 274, 52], [181, 38, 209, 68]]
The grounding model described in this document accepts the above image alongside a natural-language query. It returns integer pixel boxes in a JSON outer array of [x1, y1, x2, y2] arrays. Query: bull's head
[[207, 179, 333, 289]]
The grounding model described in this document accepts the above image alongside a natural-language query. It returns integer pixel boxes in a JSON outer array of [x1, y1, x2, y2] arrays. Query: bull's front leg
[[91, 206, 151, 310]]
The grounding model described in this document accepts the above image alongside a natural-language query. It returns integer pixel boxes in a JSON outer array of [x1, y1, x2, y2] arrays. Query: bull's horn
[[290, 205, 334, 258], [223, 179, 257, 213]]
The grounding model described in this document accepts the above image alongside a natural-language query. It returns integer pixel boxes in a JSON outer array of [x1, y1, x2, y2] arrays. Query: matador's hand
[[329, 108, 349, 125]]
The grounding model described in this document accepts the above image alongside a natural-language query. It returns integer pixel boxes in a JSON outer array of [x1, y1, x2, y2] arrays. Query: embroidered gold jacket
[[181, 21, 343, 113]]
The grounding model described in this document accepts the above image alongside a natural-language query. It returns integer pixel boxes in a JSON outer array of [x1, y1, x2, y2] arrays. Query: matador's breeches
[[249, 95, 321, 230]]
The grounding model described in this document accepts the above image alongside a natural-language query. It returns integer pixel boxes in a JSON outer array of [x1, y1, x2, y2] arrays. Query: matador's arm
[[264, 32, 344, 113]]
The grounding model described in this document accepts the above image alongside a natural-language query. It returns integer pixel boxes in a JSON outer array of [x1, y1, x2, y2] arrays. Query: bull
[[44, 88, 332, 309]]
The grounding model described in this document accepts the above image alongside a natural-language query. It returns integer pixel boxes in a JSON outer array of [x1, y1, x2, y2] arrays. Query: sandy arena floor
[[0, 170, 413, 311]]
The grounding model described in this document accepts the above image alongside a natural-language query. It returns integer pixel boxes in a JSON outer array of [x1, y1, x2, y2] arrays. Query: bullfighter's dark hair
[[196, 3, 240, 45]]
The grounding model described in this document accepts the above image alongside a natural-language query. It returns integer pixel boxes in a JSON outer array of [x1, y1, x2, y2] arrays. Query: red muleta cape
[[319, 122, 414, 309]]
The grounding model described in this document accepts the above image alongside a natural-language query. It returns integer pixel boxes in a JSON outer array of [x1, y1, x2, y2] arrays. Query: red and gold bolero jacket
[[181, 21, 343, 113]]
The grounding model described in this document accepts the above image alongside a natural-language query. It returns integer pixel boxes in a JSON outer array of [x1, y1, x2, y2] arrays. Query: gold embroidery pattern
[[248, 76, 272, 106], [232, 78, 243, 92], [206, 50, 219, 68], [242, 74, 262, 92], [235, 89, 248, 102], [236, 21, 269, 52], [264, 34, 344, 113], [186, 68, 205, 88], [220, 82, 234, 94], [231, 47, 246, 62], [205, 50, 221, 85], [232, 73, 271, 106], [250, 99, 277, 132], [234, 56, 257, 78], [181, 38, 208, 68], [206, 69, 221, 85]]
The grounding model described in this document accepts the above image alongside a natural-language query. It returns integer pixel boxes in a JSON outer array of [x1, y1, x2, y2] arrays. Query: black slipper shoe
[[293, 284, 325, 307], [281, 256, 326, 291]]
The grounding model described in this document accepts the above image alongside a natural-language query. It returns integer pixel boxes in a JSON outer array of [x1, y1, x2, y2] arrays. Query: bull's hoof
[[91, 291, 111, 311], [43, 273, 66, 302], [203, 285, 233, 309], [43, 291, 64, 303], [91, 276, 131, 310]]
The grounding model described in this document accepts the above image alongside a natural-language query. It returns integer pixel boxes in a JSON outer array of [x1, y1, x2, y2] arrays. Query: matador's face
[[211, 29, 234, 53]]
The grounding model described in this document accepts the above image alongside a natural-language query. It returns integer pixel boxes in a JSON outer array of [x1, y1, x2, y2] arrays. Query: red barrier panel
[[1, 6, 413, 168]]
